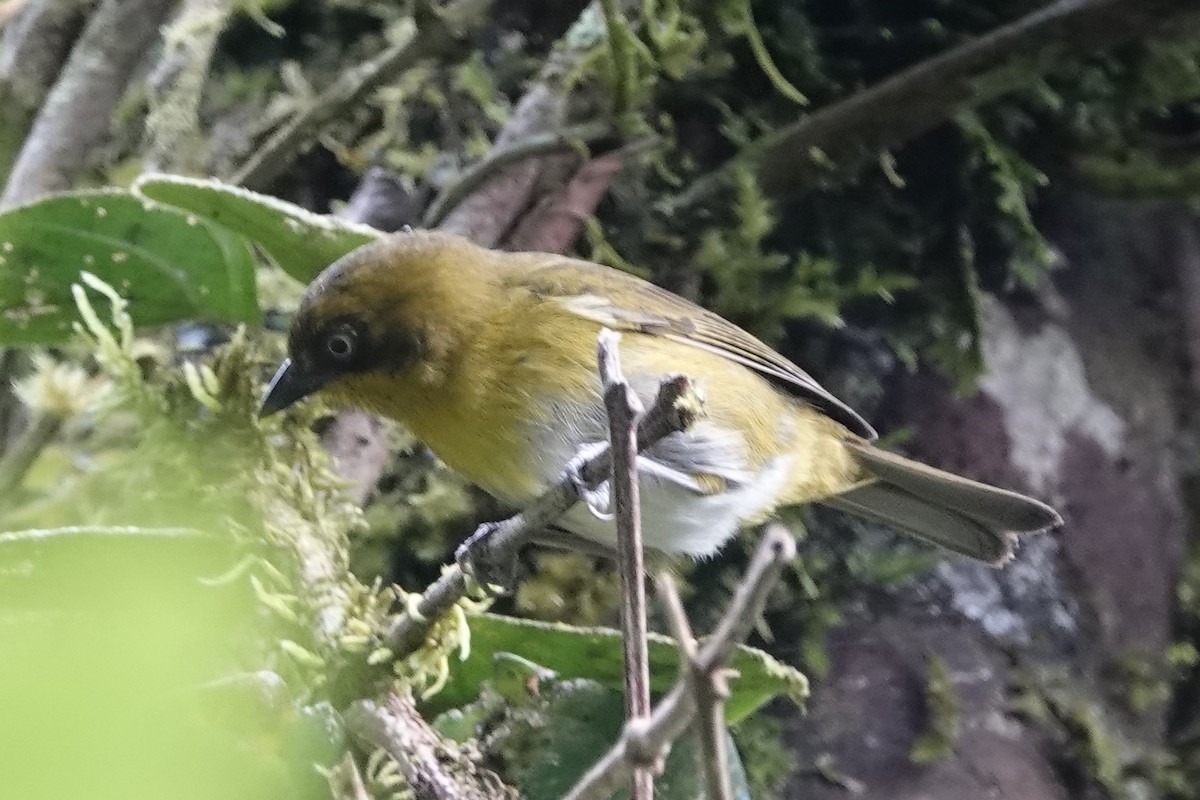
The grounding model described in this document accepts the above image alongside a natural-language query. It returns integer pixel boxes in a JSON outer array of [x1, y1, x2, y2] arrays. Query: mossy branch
[[345, 693, 517, 799], [144, 0, 238, 173], [231, 0, 495, 191]]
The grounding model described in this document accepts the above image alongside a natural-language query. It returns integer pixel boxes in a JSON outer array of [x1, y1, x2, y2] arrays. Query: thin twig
[[559, 525, 796, 800], [598, 329, 654, 799], [0, 0, 176, 206], [657, 574, 733, 800], [385, 370, 700, 658], [422, 120, 614, 228], [231, 0, 495, 190]]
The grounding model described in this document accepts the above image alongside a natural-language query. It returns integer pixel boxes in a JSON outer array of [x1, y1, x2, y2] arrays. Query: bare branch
[[503, 137, 655, 253], [344, 694, 517, 800], [560, 525, 796, 800], [231, 0, 495, 191], [599, 329, 654, 799], [0, 0, 94, 175], [422, 120, 614, 229], [0, 0, 176, 207], [385, 370, 700, 658], [667, 0, 1200, 212]]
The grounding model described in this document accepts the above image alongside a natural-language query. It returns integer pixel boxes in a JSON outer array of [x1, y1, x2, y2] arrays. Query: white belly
[[555, 450, 792, 557], [511, 386, 793, 557]]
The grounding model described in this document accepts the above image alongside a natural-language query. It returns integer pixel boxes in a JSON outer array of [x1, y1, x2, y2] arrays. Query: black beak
[[258, 358, 328, 417]]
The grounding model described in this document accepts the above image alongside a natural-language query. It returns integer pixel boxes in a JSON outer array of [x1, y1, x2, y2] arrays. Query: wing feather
[[510, 256, 877, 440]]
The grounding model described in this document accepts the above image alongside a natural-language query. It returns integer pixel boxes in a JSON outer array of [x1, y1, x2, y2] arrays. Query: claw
[[565, 442, 614, 521], [455, 521, 516, 596]]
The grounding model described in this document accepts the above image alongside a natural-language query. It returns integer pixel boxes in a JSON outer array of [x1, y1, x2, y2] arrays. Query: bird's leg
[[454, 441, 617, 593], [455, 520, 520, 595], [564, 441, 614, 520]]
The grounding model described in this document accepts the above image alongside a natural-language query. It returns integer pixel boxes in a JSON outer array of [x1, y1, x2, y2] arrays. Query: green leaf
[[435, 613, 808, 723], [133, 173, 381, 282], [0, 191, 259, 344], [435, 665, 754, 800]]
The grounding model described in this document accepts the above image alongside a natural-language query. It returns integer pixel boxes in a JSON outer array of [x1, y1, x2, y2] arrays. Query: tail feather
[[825, 441, 1062, 565]]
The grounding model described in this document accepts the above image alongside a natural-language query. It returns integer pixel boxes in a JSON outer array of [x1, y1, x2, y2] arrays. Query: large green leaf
[[435, 613, 808, 723], [0, 191, 259, 344], [133, 174, 380, 282]]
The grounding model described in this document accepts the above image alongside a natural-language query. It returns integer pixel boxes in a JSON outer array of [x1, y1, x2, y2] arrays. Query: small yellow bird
[[261, 230, 1060, 564]]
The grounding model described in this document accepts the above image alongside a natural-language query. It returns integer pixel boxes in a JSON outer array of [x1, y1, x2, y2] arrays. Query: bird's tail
[[822, 441, 1062, 565]]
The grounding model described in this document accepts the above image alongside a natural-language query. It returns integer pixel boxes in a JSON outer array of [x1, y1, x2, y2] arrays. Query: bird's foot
[[564, 441, 614, 520], [455, 520, 518, 596]]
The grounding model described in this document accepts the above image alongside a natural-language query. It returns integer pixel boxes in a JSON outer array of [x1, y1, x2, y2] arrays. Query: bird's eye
[[325, 328, 357, 361]]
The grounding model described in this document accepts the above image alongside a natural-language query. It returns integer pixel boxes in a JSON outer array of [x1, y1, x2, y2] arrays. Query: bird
[[260, 230, 1061, 565]]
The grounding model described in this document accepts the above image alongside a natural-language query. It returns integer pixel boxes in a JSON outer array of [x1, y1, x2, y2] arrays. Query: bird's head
[[259, 230, 494, 417]]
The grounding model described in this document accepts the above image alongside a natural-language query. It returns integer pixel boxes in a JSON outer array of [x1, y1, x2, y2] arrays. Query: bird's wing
[[511, 255, 877, 440]]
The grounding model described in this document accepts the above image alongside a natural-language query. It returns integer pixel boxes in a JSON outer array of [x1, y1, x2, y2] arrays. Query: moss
[[909, 653, 961, 764], [732, 712, 794, 800]]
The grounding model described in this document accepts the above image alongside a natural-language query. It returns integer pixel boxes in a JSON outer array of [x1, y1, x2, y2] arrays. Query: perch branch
[[0, 0, 176, 207], [385, 367, 700, 658], [345, 694, 515, 800], [598, 329, 654, 799], [231, 0, 495, 191], [559, 525, 796, 800], [665, 0, 1200, 213]]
